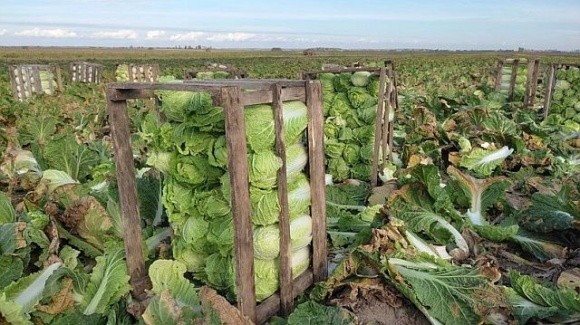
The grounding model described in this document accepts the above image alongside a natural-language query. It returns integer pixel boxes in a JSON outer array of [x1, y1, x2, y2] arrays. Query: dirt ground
[[322, 274, 430, 325], [352, 296, 430, 325]]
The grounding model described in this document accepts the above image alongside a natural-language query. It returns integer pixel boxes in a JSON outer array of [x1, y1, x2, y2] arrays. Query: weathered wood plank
[[388, 70, 400, 160], [495, 60, 504, 91], [8, 65, 20, 100], [371, 68, 387, 188], [106, 90, 151, 301], [222, 86, 257, 323], [528, 60, 540, 108], [32, 66, 41, 94], [107, 88, 157, 101], [543, 64, 557, 119], [306, 80, 327, 282], [382, 72, 394, 172], [54, 65, 64, 93], [272, 84, 293, 317], [507, 59, 520, 101]]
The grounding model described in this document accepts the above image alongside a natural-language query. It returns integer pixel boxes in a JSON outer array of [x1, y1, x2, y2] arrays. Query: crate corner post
[[106, 86, 152, 302]]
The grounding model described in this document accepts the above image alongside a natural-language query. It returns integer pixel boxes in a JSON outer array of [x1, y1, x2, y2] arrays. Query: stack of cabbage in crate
[[319, 71, 386, 182], [545, 66, 580, 134], [141, 82, 313, 301], [498, 60, 527, 101]]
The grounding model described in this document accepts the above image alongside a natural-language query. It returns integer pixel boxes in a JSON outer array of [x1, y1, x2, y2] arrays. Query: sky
[[1, 0, 579, 51]]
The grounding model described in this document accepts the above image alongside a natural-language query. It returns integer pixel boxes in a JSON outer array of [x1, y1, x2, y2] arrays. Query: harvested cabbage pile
[[142, 82, 313, 301], [319, 71, 386, 182]]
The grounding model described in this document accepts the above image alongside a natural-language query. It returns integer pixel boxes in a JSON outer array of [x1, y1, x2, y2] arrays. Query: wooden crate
[[116, 63, 160, 82], [302, 62, 399, 188], [70, 61, 103, 83], [8, 64, 63, 101], [494, 58, 541, 105], [106, 79, 326, 324], [542, 63, 580, 119]]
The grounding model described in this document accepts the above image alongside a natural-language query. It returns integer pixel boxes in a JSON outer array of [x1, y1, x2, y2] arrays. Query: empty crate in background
[[9, 64, 63, 101]]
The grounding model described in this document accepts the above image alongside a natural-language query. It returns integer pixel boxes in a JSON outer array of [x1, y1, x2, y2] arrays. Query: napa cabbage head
[[245, 101, 308, 152], [253, 214, 313, 259]]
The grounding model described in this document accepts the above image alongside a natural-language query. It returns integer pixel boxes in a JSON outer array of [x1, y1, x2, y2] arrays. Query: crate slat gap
[[106, 80, 326, 324], [543, 62, 580, 119], [8, 64, 63, 101]]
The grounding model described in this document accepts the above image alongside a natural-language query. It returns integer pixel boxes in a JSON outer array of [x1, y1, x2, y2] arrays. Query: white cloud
[[14, 28, 76, 38], [170, 32, 204, 41], [0, 29, 7, 36], [169, 32, 204, 41], [146, 30, 166, 39], [205, 32, 255, 42], [91, 29, 137, 39]]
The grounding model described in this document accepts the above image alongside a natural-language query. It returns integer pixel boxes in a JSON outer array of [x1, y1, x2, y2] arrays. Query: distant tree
[[271, 47, 283, 52]]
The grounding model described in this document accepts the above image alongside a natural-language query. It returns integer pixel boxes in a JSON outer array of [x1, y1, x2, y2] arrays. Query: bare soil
[[352, 295, 429, 325]]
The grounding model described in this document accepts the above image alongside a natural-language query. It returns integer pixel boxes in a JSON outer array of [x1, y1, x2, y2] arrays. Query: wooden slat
[[54, 65, 63, 93], [106, 90, 151, 301], [389, 70, 400, 159], [32, 66, 40, 94], [382, 72, 394, 172], [495, 60, 504, 91], [543, 64, 556, 119], [306, 80, 327, 282], [529, 59, 540, 108], [272, 84, 293, 316], [46, 66, 56, 95], [256, 270, 314, 324], [507, 59, 520, 101], [107, 88, 157, 101], [222, 86, 257, 323], [8, 65, 20, 100], [381, 75, 393, 173], [523, 60, 535, 107], [370, 68, 387, 188]]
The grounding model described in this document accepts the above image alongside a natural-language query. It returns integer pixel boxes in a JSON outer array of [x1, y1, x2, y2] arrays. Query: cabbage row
[[319, 71, 385, 182], [544, 66, 580, 135], [141, 85, 313, 301]]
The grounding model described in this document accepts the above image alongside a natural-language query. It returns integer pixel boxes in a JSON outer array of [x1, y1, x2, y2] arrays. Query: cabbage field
[[0, 48, 579, 325]]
